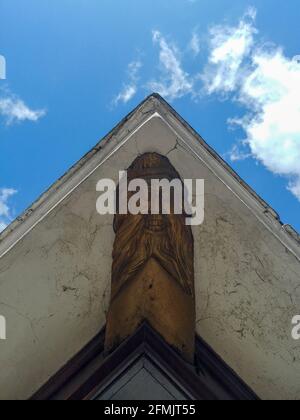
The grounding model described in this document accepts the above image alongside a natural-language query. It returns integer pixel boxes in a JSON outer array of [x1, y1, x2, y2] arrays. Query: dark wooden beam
[[31, 323, 259, 401]]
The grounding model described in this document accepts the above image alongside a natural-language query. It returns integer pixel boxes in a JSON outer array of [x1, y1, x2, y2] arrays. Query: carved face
[[111, 153, 194, 300]]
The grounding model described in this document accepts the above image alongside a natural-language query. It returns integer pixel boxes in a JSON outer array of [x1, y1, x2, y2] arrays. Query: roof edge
[[153, 94, 300, 246], [0, 93, 299, 260], [0, 94, 157, 249]]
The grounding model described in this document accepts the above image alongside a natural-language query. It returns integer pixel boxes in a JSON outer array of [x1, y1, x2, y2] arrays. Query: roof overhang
[[1, 94, 299, 262], [31, 324, 258, 401]]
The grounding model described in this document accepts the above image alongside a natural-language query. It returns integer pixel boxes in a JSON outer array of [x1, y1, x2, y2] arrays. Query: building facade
[[0, 95, 299, 400]]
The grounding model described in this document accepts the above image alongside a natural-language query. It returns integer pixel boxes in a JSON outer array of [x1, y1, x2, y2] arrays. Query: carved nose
[[145, 215, 167, 232]]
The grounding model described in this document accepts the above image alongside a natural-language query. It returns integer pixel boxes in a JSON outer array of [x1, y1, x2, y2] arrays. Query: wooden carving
[[105, 153, 196, 362]]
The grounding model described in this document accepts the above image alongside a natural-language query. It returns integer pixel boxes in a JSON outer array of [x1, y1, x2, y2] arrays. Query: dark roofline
[[31, 323, 259, 401]]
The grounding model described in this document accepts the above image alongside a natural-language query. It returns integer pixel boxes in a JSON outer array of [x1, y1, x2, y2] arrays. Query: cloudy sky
[[0, 0, 300, 231]]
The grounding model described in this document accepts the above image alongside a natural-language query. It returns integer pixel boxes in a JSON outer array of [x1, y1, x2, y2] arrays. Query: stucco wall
[[0, 111, 299, 400]]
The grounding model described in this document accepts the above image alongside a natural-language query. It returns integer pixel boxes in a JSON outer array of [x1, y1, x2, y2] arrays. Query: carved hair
[[111, 153, 194, 300]]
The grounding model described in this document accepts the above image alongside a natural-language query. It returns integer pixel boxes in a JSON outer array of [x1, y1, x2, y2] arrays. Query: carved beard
[[112, 212, 194, 301]]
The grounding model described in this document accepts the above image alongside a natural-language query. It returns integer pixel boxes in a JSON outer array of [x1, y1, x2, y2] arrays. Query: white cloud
[[0, 93, 46, 125], [113, 60, 142, 106], [110, 13, 300, 203], [289, 180, 300, 200], [227, 142, 252, 162], [202, 8, 257, 94], [0, 188, 17, 232], [189, 31, 201, 56], [114, 85, 137, 105], [148, 31, 194, 101], [203, 8, 300, 202], [236, 50, 300, 194]]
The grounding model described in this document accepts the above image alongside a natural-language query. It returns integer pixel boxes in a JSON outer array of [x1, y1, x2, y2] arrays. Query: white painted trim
[[0, 111, 160, 259], [0, 97, 299, 262], [154, 111, 300, 261]]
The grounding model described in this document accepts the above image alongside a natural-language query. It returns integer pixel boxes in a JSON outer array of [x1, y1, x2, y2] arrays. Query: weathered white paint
[[0, 95, 299, 400]]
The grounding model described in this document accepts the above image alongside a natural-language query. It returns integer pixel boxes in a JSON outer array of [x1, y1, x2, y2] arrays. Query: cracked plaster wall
[[0, 116, 299, 400]]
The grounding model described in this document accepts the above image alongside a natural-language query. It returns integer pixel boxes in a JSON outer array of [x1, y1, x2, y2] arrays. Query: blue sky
[[0, 0, 300, 232]]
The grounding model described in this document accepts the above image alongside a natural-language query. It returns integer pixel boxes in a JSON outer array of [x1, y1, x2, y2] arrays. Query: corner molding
[[31, 323, 259, 401]]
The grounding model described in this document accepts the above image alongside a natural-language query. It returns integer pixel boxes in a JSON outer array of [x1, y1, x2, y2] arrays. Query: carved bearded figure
[[105, 153, 195, 361], [112, 153, 194, 299]]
